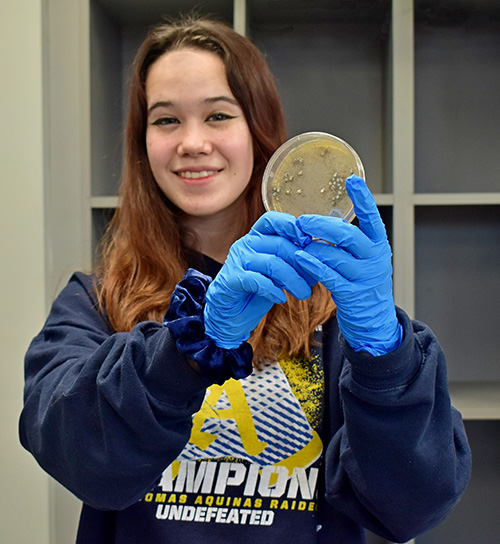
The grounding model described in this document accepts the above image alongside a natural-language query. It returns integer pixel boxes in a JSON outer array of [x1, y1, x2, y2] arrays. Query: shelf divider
[[391, 0, 415, 318]]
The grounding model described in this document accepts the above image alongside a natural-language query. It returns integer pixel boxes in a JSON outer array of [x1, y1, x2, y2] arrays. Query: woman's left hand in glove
[[294, 175, 403, 356]]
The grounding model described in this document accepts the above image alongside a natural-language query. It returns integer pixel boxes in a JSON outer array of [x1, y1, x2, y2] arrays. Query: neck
[[182, 207, 247, 264]]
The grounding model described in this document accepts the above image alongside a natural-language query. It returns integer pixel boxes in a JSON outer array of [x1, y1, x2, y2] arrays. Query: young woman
[[20, 15, 471, 544]]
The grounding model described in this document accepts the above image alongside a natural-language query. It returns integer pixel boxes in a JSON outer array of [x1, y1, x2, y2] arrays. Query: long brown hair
[[96, 15, 334, 363]]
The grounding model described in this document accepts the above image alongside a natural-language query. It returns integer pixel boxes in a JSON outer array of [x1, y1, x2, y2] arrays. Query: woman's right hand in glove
[[204, 211, 315, 349]]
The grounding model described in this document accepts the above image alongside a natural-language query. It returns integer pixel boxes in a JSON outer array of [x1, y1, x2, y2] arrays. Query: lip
[[174, 167, 222, 185]]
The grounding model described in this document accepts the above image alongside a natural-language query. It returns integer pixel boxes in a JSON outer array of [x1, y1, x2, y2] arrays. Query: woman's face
[[145, 48, 254, 222]]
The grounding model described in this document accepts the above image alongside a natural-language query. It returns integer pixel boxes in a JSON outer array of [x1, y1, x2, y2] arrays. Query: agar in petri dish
[[262, 132, 365, 222]]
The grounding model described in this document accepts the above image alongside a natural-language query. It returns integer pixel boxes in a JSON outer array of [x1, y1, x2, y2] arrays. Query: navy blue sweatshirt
[[19, 259, 471, 543]]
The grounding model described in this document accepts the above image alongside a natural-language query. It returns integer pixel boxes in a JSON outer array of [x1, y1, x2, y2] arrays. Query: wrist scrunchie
[[163, 268, 253, 385]]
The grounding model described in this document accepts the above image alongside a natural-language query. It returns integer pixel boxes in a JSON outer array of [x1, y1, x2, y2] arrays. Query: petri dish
[[262, 132, 365, 222]]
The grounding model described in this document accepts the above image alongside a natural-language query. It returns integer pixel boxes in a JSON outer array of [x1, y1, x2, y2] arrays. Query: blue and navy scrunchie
[[163, 269, 253, 385]]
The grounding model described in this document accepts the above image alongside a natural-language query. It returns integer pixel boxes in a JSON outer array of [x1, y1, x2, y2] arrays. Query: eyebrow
[[147, 96, 239, 116]]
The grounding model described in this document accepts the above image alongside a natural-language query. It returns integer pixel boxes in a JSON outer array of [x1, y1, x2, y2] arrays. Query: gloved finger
[[298, 240, 388, 282], [244, 233, 318, 287], [294, 250, 347, 294], [345, 175, 387, 243], [297, 214, 374, 259], [240, 252, 312, 300], [217, 269, 287, 304], [251, 211, 312, 248]]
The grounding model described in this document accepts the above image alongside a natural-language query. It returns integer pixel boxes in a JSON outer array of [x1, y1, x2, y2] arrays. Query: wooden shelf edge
[[449, 382, 500, 420], [91, 196, 119, 209], [413, 193, 500, 206]]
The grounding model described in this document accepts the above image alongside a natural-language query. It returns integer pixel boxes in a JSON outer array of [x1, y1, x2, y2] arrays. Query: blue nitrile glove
[[294, 175, 403, 356], [204, 211, 315, 349]]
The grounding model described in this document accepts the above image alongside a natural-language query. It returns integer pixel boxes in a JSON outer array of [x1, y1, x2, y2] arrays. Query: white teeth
[[179, 170, 217, 179]]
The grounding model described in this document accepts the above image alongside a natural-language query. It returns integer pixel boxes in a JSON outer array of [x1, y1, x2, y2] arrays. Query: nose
[[177, 123, 212, 156]]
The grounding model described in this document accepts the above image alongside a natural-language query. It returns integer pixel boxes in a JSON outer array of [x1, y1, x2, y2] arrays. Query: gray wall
[[0, 0, 50, 543]]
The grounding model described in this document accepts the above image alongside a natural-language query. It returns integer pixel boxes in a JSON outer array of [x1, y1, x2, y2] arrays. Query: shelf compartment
[[91, 207, 115, 263], [247, 1, 392, 194], [417, 420, 500, 544], [89, 0, 234, 198], [415, 205, 500, 382], [414, 1, 500, 194]]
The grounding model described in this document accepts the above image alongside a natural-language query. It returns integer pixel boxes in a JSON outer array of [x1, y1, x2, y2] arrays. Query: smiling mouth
[[177, 170, 219, 179]]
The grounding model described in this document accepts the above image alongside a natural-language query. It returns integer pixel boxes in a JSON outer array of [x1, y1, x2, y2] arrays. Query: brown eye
[[152, 117, 179, 126], [207, 113, 236, 122]]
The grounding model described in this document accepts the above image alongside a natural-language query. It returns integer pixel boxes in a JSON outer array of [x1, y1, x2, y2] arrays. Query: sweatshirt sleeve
[[19, 273, 209, 511], [323, 308, 471, 543]]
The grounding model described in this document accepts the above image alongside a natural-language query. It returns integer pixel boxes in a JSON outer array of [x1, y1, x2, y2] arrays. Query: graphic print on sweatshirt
[[141, 355, 325, 536]]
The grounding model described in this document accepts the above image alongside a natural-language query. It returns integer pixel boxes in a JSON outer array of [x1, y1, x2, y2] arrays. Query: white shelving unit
[[42, 0, 500, 542]]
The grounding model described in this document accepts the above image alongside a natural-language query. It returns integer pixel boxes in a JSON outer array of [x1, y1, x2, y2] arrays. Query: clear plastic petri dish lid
[[262, 131, 365, 222]]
